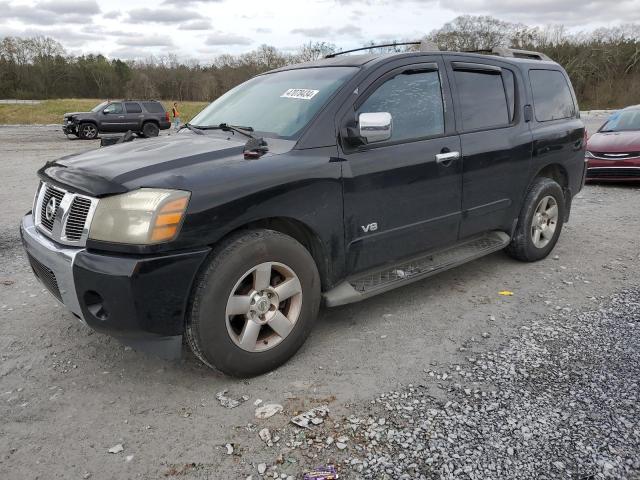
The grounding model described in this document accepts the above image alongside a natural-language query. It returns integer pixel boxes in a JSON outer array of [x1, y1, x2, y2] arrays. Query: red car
[[586, 105, 640, 182]]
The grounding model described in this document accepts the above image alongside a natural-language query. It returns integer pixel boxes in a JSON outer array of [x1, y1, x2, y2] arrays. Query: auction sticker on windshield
[[281, 88, 319, 100]]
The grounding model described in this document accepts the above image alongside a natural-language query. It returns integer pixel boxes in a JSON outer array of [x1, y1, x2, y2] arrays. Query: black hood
[[42, 132, 296, 197]]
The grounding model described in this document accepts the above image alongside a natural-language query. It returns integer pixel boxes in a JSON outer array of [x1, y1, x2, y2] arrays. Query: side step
[[323, 231, 510, 307]]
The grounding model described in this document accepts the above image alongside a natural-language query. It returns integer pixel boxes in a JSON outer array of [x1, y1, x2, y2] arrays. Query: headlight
[[89, 188, 190, 244]]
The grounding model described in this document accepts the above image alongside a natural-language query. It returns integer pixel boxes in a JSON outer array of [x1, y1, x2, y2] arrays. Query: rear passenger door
[[339, 57, 462, 274], [124, 102, 143, 130], [445, 58, 533, 239]]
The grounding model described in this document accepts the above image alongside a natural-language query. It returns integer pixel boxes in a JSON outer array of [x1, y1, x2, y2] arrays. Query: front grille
[[39, 185, 65, 231], [587, 167, 640, 178], [34, 182, 97, 246], [27, 253, 62, 301], [590, 151, 640, 160], [65, 197, 92, 241]]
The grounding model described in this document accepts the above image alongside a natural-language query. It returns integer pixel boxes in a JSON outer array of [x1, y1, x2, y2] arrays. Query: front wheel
[[186, 229, 321, 377], [505, 177, 565, 262], [78, 122, 98, 140]]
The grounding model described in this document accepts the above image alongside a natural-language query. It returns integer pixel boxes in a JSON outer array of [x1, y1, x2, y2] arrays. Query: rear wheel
[[505, 177, 565, 262], [78, 122, 98, 140], [141, 122, 159, 138], [186, 229, 321, 377]]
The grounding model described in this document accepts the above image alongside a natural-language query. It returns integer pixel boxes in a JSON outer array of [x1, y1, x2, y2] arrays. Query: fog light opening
[[84, 291, 109, 321]]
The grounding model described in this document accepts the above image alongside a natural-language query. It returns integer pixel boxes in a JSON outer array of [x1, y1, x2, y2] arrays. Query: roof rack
[[467, 47, 552, 61], [325, 39, 439, 58]]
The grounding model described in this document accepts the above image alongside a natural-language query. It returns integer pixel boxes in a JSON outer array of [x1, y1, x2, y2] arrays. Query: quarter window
[[357, 69, 445, 142], [142, 102, 164, 113], [103, 103, 123, 114], [453, 68, 510, 131], [125, 102, 142, 113], [529, 69, 575, 121]]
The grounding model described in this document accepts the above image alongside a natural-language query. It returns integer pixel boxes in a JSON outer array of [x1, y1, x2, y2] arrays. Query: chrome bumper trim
[[21, 213, 85, 321]]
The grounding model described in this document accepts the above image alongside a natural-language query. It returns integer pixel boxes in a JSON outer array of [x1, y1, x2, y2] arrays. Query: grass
[[0, 99, 209, 125]]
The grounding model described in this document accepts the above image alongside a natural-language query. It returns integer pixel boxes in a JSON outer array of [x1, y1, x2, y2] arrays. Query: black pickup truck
[[21, 46, 586, 377]]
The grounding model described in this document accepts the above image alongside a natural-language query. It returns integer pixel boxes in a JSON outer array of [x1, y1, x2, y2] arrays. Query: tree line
[[1, 16, 639, 109]]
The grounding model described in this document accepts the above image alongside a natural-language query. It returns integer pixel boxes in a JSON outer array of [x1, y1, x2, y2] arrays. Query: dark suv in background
[[62, 100, 171, 140], [24, 45, 586, 376]]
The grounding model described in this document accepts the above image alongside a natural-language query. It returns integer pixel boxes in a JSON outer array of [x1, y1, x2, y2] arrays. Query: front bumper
[[62, 122, 77, 135], [20, 213, 210, 351], [586, 158, 640, 181]]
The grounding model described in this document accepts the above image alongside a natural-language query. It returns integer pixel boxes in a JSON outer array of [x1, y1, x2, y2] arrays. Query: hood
[[588, 130, 640, 153], [42, 132, 296, 197], [64, 112, 87, 117]]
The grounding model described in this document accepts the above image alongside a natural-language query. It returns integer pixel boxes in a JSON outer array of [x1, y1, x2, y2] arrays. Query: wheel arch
[[213, 217, 332, 291], [531, 163, 572, 221]]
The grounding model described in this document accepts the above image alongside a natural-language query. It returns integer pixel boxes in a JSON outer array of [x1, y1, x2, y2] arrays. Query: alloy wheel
[[531, 195, 558, 248], [225, 262, 302, 352]]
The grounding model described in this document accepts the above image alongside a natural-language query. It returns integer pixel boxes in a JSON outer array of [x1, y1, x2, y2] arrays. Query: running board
[[323, 231, 510, 307]]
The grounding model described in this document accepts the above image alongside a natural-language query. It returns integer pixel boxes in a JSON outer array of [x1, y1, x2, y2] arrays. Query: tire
[[186, 229, 321, 377], [141, 122, 159, 138], [78, 122, 98, 140], [505, 177, 565, 262]]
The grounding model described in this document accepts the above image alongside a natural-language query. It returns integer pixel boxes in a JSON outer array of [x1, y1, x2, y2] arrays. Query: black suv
[[62, 100, 171, 139], [22, 47, 586, 376]]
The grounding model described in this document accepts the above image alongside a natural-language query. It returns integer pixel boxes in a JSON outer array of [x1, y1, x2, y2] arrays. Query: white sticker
[[281, 88, 319, 100]]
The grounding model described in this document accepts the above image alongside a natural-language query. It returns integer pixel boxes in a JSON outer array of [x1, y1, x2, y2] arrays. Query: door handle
[[435, 151, 460, 165]]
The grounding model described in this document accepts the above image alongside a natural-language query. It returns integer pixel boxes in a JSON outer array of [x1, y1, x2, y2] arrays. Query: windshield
[[190, 67, 358, 138], [91, 101, 109, 112], [600, 109, 640, 132]]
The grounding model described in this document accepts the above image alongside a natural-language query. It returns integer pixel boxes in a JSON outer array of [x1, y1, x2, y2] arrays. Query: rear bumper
[[159, 121, 171, 130], [20, 213, 210, 343]]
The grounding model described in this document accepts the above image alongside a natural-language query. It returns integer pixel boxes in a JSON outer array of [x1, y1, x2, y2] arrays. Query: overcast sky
[[1, 0, 639, 61]]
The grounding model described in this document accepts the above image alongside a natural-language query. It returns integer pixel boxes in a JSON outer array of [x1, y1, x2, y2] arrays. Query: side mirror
[[359, 112, 392, 143]]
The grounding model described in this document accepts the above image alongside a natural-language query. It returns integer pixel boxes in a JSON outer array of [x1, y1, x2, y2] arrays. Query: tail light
[[165, 112, 170, 122]]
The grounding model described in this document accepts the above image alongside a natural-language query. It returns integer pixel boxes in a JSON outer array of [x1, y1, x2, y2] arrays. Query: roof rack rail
[[325, 39, 439, 58], [467, 47, 552, 61]]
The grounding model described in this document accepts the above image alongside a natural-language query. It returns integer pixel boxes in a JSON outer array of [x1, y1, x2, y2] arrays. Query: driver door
[[339, 58, 462, 274], [101, 102, 125, 132]]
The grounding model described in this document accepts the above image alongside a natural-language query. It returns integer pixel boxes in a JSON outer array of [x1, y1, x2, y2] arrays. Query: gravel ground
[[328, 288, 640, 479], [1, 119, 638, 479]]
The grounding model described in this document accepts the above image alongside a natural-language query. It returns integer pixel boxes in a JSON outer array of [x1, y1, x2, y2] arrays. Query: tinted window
[[453, 69, 509, 131], [529, 69, 575, 121], [103, 102, 123, 114], [125, 102, 142, 113], [142, 101, 164, 113], [357, 70, 444, 142]]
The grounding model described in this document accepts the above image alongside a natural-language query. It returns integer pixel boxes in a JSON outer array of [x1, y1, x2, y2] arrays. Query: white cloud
[[0, 0, 638, 61], [205, 31, 253, 46]]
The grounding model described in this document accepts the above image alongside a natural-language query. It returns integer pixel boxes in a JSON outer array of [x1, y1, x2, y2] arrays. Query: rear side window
[[453, 68, 509, 131], [529, 70, 575, 122], [125, 102, 142, 113], [357, 70, 445, 142], [142, 102, 164, 113]]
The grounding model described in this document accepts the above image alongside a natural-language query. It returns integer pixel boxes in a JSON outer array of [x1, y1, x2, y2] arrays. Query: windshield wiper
[[206, 123, 269, 158], [217, 123, 255, 139], [178, 123, 205, 135]]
